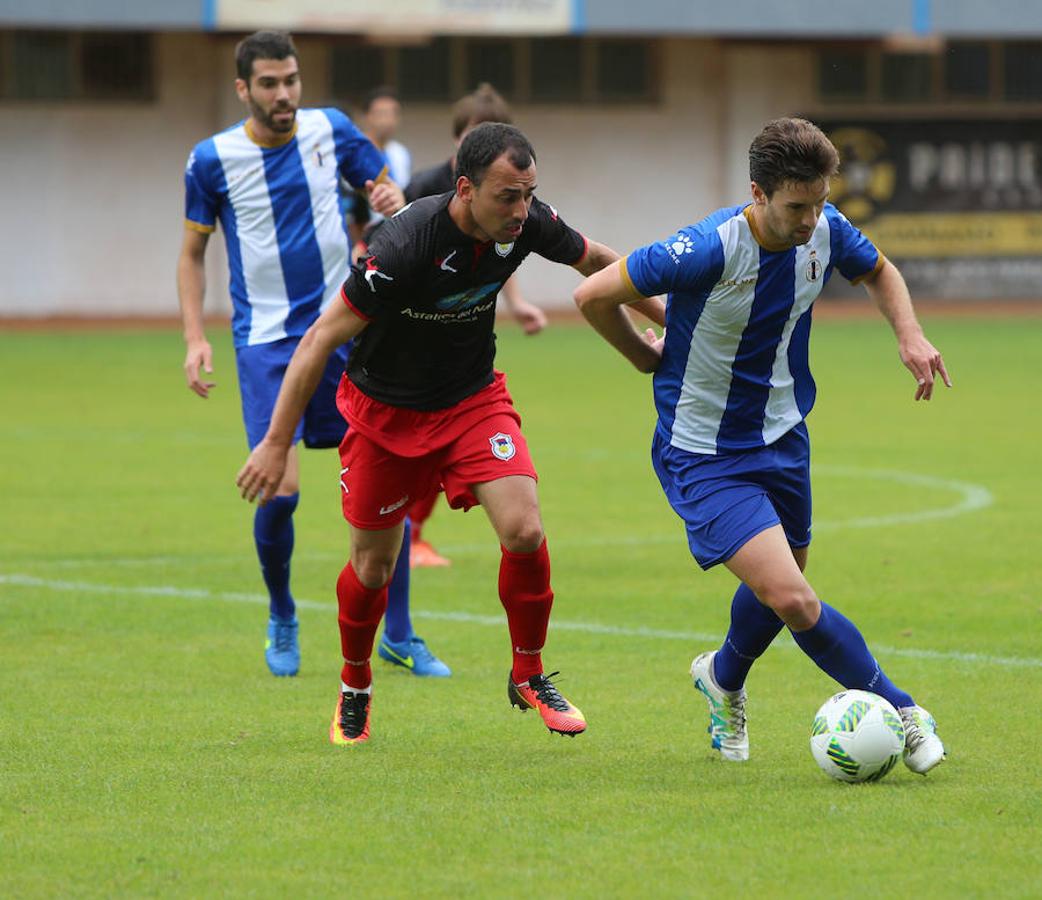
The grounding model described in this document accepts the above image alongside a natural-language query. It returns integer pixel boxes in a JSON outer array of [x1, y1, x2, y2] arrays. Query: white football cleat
[[899, 705, 946, 774], [690, 651, 748, 762]]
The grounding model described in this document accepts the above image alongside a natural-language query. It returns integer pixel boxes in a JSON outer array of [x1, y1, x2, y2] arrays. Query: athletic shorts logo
[[339, 466, 349, 494], [489, 432, 516, 460], [495, 241, 515, 257], [378, 495, 410, 516]]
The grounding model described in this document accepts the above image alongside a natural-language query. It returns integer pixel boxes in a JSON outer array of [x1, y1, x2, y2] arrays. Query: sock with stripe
[[336, 562, 388, 691], [499, 539, 553, 684], [791, 601, 914, 708], [712, 582, 786, 692]]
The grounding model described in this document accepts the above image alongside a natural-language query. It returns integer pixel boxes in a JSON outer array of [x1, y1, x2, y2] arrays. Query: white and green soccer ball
[[810, 690, 905, 783]]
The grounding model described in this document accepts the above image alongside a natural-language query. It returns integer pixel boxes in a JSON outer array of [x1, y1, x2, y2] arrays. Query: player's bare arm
[[236, 298, 368, 504], [863, 259, 952, 401], [574, 239, 666, 328], [365, 167, 405, 218], [176, 227, 216, 398], [574, 257, 664, 374], [500, 275, 547, 335]]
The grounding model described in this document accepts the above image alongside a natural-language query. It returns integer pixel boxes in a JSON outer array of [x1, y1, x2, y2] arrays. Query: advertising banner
[[217, 0, 572, 34], [821, 120, 1042, 298]]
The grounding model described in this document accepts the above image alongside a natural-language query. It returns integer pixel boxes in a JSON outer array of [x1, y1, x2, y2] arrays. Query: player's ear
[[456, 175, 473, 203], [235, 78, 250, 103], [750, 182, 768, 206]]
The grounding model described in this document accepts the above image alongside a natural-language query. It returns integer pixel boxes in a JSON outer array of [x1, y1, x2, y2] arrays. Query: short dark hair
[[452, 83, 512, 139], [749, 117, 840, 197], [362, 85, 399, 113], [235, 30, 298, 83], [456, 122, 535, 187]]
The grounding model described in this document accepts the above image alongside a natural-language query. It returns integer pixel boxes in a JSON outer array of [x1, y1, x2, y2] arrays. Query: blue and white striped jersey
[[184, 108, 386, 348], [626, 203, 884, 455]]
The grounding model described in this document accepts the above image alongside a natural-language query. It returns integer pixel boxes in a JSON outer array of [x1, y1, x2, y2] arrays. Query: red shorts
[[337, 376, 538, 529]]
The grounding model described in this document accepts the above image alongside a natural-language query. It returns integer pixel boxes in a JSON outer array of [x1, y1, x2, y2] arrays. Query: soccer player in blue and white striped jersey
[[575, 117, 950, 774], [177, 31, 449, 680]]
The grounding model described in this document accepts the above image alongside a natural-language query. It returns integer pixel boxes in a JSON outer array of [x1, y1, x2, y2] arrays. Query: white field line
[[34, 466, 994, 568], [2, 572, 1038, 672]]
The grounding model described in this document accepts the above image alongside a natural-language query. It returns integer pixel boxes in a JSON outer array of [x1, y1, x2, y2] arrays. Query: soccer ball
[[810, 690, 905, 783]]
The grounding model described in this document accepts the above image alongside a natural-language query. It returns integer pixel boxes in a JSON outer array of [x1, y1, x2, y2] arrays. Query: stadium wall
[[0, 33, 815, 318]]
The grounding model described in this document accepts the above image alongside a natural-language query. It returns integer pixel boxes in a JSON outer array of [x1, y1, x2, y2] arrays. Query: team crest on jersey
[[495, 241, 515, 257], [806, 251, 822, 282], [665, 233, 694, 264], [489, 432, 516, 460]]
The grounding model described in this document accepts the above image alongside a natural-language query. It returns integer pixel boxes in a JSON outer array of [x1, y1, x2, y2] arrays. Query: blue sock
[[382, 517, 413, 644], [791, 602, 914, 708], [253, 493, 298, 621], [713, 583, 786, 692]]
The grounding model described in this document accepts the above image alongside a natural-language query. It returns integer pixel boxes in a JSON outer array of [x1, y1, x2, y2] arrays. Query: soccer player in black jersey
[[237, 123, 664, 743]]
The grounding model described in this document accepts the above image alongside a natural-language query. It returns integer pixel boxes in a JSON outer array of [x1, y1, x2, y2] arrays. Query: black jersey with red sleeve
[[340, 191, 588, 410]]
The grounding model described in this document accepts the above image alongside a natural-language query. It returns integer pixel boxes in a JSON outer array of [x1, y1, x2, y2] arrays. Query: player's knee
[[498, 517, 545, 554], [351, 552, 396, 589], [761, 583, 819, 629]]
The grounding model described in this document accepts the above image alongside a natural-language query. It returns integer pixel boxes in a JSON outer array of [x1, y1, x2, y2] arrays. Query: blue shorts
[[235, 337, 350, 450], [651, 422, 812, 570]]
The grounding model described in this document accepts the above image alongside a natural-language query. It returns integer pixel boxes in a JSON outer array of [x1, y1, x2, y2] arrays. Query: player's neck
[[744, 204, 792, 253], [447, 196, 492, 242], [244, 116, 297, 148]]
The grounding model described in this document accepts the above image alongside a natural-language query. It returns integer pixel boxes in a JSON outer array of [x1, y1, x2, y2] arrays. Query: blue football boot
[[265, 616, 300, 677], [377, 634, 451, 677]]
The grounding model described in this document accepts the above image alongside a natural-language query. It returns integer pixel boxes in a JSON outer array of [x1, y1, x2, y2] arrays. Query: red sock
[[336, 562, 389, 690], [499, 539, 553, 684]]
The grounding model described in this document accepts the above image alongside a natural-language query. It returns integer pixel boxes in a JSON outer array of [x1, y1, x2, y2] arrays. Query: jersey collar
[[244, 118, 299, 148]]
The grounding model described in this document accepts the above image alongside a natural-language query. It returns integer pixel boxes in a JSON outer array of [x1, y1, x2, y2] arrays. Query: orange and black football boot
[[508, 671, 586, 736], [330, 688, 372, 745]]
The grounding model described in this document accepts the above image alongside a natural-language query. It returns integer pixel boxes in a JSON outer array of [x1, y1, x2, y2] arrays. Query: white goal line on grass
[[2, 572, 1037, 672]]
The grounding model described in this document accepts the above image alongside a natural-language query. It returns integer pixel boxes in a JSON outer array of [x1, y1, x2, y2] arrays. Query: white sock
[[341, 681, 371, 695]]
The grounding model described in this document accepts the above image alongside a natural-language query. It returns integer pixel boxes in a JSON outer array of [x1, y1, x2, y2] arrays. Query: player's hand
[[184, 338, 216, 398], [631, 327, 665, 373], [367, 179, 405, 217], [236, 439, 289, 506], [644, 327, 665, 356], [899, 333, 951, 401], [512, 299, 548, 335]]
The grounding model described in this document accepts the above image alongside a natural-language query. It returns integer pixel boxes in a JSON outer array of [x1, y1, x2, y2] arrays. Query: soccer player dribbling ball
[[574, 117, 950, 774], [236, 122, 665, 744]]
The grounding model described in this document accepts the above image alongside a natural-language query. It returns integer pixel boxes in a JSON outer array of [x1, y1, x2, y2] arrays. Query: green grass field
[[2, 315, 1041, 897]]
